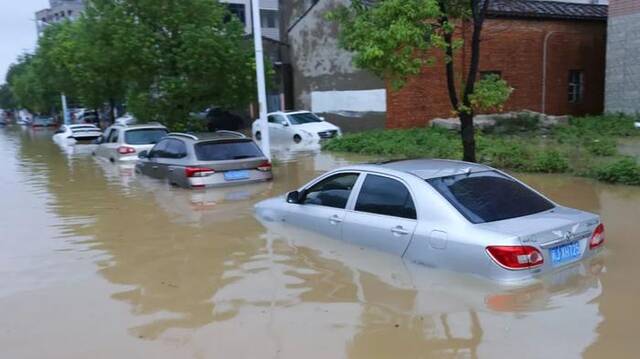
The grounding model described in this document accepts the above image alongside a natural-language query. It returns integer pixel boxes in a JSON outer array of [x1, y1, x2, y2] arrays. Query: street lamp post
[[251, 0, 271, 161]]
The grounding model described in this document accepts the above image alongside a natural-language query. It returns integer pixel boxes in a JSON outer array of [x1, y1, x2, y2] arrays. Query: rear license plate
[[224, 170, 250, 181], [550, 241, 582, 266]]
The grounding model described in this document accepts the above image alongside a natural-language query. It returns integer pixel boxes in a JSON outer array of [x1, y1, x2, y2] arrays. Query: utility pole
[[251, 0, 271, 161], [61, 93, 70, 125]]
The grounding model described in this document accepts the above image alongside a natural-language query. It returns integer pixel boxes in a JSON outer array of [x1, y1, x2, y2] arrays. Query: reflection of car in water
[[93, 123, 168, 163], [255, 159, 605, 283], [136, 132, 272, 189], [252, 111, 342, 144], [229, 216, 605, 358]]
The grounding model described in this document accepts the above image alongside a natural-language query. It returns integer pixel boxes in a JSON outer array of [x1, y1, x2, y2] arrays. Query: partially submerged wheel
[[293, 134, 302, 143]]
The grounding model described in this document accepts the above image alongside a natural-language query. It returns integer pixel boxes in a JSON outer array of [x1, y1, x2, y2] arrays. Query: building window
[[568, 70, 584, 104], [260, 9, 278, 28], [480, 71, 502, 80], [226, 4, 246, 25]]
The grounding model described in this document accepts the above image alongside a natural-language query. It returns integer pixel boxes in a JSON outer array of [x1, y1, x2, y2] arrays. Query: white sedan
[[52, 124, 103, 143], [252, 111, 342, 144]]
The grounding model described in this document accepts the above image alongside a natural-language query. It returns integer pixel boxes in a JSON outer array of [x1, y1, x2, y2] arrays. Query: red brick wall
[[386, 19, 607, 129], [609, 0, 640, 16]]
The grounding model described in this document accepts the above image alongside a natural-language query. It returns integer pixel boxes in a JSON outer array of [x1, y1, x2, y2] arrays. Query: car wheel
[[293, 134, 302, 143], [255, 131, 262, 141]]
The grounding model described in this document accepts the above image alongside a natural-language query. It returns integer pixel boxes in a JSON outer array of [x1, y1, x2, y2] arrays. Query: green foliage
[[586, 138, 617, 156], [553, 113, 639, 143], [0, 84, 16, 109], [593, 157, 640, 185], [468, 74, 513, 112], [5, 0, 258, 128], [327, 0, 442, 89], [484, 113, 541, 135], [324, 114, 640, 185]]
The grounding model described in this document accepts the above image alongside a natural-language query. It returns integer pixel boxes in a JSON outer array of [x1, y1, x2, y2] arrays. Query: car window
[[124, 128, 168, 145], [354, 175, 417, 219], [427, 171, 555, 224], [268, 115, 286, 125], [195, 139, 264, 161], [149, 139, 170, 158], [302, 173, 359, 209], [165, 139, 187, 159], [288, 112, 322, 125]]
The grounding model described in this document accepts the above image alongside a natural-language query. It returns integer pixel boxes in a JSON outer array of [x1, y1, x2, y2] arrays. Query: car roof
[[68, 124, 98, 128], [267, 110, 311, 116], [345, 159, 492, 180], [113, 123, 167, 130], [166, 131, 248, 143]]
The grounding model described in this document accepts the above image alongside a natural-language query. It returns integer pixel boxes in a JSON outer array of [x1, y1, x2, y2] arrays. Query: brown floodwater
[[1, 126, 639, 358]]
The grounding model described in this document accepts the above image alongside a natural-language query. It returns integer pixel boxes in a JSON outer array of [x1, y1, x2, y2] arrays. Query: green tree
[[0, 84, 17, 110], [105, 0, 258, 130], [329, 0, 512, 162], [6, 54, 60, 114]]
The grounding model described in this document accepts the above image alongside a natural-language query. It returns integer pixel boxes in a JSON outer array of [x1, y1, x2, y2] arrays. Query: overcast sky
[[0, 0, 48, 84]]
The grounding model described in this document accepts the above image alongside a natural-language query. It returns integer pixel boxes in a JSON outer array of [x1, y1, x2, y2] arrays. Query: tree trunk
[[109, 98, 116, 123], [460, 111, 476, 162]]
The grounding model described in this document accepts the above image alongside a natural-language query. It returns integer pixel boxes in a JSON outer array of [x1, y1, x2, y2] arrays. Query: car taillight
[[117, 146, 136, 155], [589, 223, 605, 250], [185, 167, 215, 178], [257, 161, 272, 172], [486, 245, 544, 270]]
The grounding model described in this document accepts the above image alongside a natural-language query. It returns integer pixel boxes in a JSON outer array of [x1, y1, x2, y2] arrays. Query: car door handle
[[152, 165, 158, 169], [329, 215, 343, 224], [168, 168, 174, 172], [391, 226, 410, 236]]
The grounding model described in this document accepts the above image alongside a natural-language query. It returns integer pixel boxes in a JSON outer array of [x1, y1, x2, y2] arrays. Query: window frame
[[351, 173, 418, 220], [568, 69, 585, 104], [298, 171, 362, 210], [149, 139, 170, 158]]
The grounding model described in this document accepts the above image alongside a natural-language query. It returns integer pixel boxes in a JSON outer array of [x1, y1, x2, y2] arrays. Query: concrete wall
[[283, 0, 386, 132], [605, 1, 640, 114]]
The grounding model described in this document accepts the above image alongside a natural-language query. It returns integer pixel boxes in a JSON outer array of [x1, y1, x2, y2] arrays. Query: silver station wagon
[[255, 159, 605, 283], [135, 131, 273, 189]]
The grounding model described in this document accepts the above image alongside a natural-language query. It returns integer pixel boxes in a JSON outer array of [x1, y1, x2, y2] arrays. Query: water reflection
[[0, 126, 637, 358]]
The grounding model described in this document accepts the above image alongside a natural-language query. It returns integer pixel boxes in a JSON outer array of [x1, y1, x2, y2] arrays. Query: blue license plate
[[224, 170, 250, 181], [550, 241, 582, 266]]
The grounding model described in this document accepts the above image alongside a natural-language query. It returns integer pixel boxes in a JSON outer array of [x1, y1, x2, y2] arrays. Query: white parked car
[[252, 111, 341, 143], [114, 114, 137, 126], [52, 124, 103, 143], [94, 123, 168, 162]]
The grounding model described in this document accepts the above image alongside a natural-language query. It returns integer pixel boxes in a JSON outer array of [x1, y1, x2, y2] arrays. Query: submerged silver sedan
[[255, 159, 605, 283]]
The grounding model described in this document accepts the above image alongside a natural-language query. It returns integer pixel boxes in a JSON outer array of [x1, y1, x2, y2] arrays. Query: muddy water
[[0, 126, 638, 359]]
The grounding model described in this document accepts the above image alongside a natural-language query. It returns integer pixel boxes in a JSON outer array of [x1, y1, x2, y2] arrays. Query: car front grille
[[318, 130, 338, 139]]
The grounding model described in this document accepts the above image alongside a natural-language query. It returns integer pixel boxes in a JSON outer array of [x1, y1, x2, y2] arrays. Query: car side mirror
[[138, 150, 149, 159], [319, 117, 325, 121], [282, 122, 289, 127], [94, 136, 103, 144], [286, 191, 301, 204]]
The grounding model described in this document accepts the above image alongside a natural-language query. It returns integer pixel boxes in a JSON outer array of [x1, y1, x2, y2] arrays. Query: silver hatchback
[[255, 159, 605, 283], [136, 131, 273, 189]]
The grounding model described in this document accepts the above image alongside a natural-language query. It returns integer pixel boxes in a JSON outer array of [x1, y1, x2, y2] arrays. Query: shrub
[[529, 150, 569, 173], [586, 138, 617, 156], [593, 157, 640, 185]]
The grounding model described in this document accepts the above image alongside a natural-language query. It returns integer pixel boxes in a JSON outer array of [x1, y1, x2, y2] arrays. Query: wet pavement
[[1, 126, 639, 358]]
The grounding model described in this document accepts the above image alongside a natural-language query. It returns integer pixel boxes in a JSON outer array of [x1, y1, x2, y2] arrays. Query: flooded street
[[1, 126, 639, 359]]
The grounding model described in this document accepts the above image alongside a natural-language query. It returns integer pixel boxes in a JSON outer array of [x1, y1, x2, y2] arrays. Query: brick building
[[387, 0, 608, 128], [605, 0, 640, 114]]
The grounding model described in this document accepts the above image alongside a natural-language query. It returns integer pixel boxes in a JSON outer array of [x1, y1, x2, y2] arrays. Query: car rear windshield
[[124, 128, 168, 145], [195, 140, 264, 161], [427, 171, 555, 224], [288, 112, 322, 125]]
